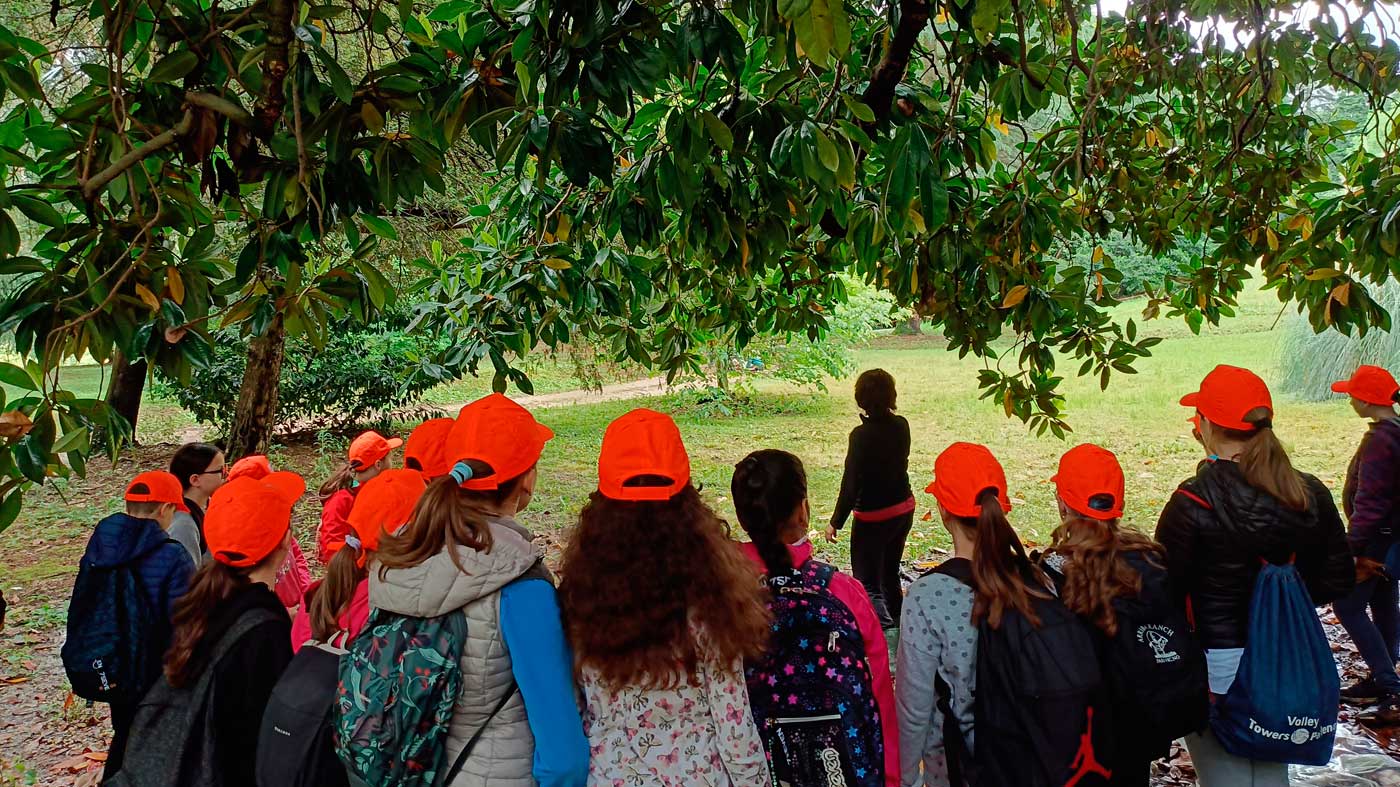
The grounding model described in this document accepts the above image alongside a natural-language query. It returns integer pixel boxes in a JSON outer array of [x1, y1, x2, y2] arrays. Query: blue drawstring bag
[[1211, 561, 1340, 765]]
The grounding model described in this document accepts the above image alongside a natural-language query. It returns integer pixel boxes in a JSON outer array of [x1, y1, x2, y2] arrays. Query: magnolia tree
[[0, 0, 1398, 529]]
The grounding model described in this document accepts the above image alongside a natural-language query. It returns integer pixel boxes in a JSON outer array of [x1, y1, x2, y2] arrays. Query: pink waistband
[[852, 496, 917, 523]]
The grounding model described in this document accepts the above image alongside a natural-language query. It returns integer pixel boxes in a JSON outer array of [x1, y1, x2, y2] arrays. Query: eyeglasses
[[197, 466, 227, 478]]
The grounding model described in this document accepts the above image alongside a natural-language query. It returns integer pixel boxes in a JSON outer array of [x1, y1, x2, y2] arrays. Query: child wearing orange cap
[[369, 394, 588, 787], [403, 417, 455, 480], [290, 468, 425, 651], [898, 442, 1052, 786], [1155, 365, 1352, 783], [1038, 444, 1205, 787], [732, 449, 899, 787], [1330, 365, 1400, 711], [226, 454, 314, 617], [111, 471, 302, 785], [64, 471, 195, 779], [316, 430, 402, 563], [559, 408, 771, 786]]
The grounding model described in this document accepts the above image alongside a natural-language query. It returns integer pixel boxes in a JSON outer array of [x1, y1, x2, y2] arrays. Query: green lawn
[[1, 281, 1368, 581]]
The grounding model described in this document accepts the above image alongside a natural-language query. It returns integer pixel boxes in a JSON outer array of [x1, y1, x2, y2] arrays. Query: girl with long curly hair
[[558, 409, 772, 787], [1039, 444, 1203, 787]]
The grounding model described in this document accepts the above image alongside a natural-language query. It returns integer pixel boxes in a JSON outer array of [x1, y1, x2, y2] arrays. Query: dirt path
[[174, 376, 698, 445]]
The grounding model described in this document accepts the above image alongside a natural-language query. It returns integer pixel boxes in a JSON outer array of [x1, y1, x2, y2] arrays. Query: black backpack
[[934, 558, 1114, 787], [1100, 552, 1208, 757], [62, 552, 164, 703], [105, 606, 281, 787], [256, 639, 350, 787]]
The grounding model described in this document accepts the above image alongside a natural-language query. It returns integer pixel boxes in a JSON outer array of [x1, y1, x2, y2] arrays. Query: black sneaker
[[1342, 677, 1384, 706]]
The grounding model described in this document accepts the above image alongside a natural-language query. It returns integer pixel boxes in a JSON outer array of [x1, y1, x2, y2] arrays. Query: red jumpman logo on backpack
[[1064, 707, 1112, 786]]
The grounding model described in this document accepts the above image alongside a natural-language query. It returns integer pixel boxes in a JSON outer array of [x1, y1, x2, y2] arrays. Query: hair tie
[[344, 534, 362, 551], [450, 461, 475, 485], [1253, 418, 1273, 431]]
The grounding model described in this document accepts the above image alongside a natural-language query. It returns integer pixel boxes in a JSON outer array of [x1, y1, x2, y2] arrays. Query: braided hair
[[731, 450, 808, 576]]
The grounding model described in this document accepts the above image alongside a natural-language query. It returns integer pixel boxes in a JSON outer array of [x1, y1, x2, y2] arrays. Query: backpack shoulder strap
[[437, 683, 518, 786], [1173, 485, 1213, 511], [512, 558, 553, 586]]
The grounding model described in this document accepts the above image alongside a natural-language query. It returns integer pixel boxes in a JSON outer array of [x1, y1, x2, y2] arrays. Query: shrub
[[742, 278, 899, 391], [1070, 234, 1198, 298], [1278, 280, 1400, 401], [154, 320, 446, 436]]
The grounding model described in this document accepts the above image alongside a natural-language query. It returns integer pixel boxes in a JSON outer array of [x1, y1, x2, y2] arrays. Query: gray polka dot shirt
[[896, 568, 977, 787]]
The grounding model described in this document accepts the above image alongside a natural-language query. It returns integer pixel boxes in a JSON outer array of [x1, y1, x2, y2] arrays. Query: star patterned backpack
[[745, 558, 884, 787]]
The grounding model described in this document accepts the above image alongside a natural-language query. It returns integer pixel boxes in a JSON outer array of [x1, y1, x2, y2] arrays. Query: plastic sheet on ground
[[1291, 726, 1400, 786]]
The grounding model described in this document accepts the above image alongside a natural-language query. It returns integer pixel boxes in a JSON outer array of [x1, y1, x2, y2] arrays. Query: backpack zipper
[[828, 631, 839, 651], [773, 713, 843, 724]]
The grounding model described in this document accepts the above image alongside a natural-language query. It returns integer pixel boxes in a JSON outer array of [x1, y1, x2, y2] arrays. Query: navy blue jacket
[[81, 513, 194, 623], [1343, 418, 1400, 554]]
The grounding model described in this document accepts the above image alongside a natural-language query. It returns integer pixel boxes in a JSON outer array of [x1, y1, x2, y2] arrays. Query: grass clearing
[[0, 282, 1368, 600]]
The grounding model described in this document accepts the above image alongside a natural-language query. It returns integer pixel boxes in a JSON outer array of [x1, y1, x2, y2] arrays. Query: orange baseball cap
[[404, 418, 455, 479], [205, 471, 305, 567], [1052, 444, 1125, 521], [1331, 365, 1399, 407], [1180, 365, 1272, 431], [348, 431, 402, 471], [125, 471, 189, 512], [227, 455, 272, 482], [445, 394, 554, 490], [598, 408, 691, 501], [925, 442, 1012, 518], [339, 469, 425, 565]]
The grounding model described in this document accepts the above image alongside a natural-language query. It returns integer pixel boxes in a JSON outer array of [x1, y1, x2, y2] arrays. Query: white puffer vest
[[369, 518, 541, 786]]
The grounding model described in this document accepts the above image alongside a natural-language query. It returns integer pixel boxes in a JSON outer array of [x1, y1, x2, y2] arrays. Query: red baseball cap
[[1331, 365, 1399, 407], [1052, 444, 1125, 521], [227, 455, 272, 482], [404, 418, 455, 479], [925, 442, 1012, 518], [125, 471, 189, 512], [205, 471, 305, 567], [348, 431, 402, 471], [340, 469, 425, 565], [1180, 365, 1272, 431], [445, 394, 554, 490], [598, 409, 691, 501]]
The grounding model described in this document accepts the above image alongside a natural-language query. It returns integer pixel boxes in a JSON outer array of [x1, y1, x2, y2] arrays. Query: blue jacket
[[81, 513, 194, 620]]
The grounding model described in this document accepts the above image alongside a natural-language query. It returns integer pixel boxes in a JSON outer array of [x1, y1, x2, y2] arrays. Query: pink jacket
[[274, 535, 312, 609], [290, 578, 371, 651], [739, 540, 900, 787]]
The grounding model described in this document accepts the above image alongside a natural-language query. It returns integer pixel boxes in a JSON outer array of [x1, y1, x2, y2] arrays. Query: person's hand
[[1357, 556, 1394, 583], [824, 525, 839, 543]]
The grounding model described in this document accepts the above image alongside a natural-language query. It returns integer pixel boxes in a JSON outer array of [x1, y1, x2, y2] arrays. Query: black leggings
[[849, 510, 914, 628]]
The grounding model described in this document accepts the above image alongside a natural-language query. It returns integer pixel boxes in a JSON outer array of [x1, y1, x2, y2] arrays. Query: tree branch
[[80, 109, 193, 201], [862, 0, 931, 127]]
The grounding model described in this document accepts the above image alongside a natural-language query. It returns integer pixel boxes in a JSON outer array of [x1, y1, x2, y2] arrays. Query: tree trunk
[[227, 312, 286, 458], [105, 351, 148, 440], [713, 347, 730, 393]]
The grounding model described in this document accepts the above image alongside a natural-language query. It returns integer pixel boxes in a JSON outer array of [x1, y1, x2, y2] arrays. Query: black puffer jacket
[[1154, 460, 1353, 649]]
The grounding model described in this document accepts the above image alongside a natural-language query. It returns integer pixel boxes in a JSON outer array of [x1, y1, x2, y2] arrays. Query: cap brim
[[174, 498, 190, 513], [1179, 392, 1200, 407], [263, 471, 307, 502], [386, 438, 404, 450], [536, 423, 555, 443], [923, 479, 937, 494], [1330, 381, 1351, 394]]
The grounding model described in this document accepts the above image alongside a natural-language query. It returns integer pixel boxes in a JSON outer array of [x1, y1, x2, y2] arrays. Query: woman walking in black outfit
[[826, 369, 915, 629]]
